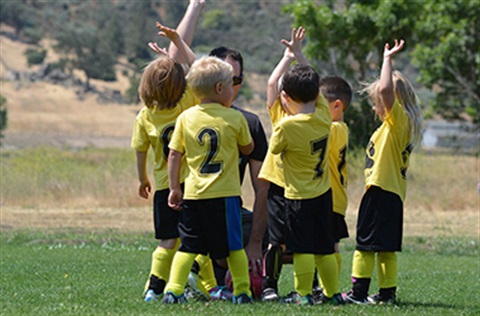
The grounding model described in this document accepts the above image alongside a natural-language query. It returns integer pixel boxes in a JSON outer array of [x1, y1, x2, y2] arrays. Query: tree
[[53, 2, 119, 90], [410, 1, 479, 123], [286, 0, 479, 148]]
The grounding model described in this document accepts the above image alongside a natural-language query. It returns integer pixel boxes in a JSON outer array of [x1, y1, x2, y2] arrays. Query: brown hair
[[138, 56, 186, 110]]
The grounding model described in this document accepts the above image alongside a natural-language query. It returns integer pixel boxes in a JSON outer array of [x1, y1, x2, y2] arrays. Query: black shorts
[[153, 189, 181, 240], [355, 186, 403, 252], [332, 212, 349, 242], [178, 196, 244, 260], [285, 189, 335, 255], [267, 183, 287, 245]]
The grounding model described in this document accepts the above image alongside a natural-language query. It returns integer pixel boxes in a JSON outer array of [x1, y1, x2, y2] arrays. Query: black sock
[[262, 244, 283, 291], [149, 274, 166, 295], [352, 278, 371, 299]]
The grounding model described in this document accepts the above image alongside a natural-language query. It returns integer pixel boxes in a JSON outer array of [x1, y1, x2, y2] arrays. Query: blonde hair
[[364, 70, 423, 149], [138, 56, 186, 110], [186, 56, 233, 99]]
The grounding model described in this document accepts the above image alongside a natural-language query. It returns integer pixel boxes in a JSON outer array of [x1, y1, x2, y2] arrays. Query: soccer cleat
[[260, 287, 279, 302], [186, 272, 209, 301], [232, 293, 253, 304], [282, 292, 314, 305], [314, 292, 345, 305], [342, 290, 368, 305], [312, 286, 323, 303], [209, 285, 233, 301], [367, 293, 397, 305], [162, 291, 187, 304], [144, 289, 163, 302]]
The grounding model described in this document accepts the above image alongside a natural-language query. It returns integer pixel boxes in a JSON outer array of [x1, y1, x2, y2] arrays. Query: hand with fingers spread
[[281, 26, 306, 59], [147, 42, 168, 56], [384, 39, 405, 60]]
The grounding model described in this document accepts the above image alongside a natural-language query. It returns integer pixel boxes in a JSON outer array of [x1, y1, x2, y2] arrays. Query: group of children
[[131, 0, 423, 307]]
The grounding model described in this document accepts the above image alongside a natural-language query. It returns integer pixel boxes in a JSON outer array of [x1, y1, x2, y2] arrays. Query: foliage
[[286, 0, 479, 143], [0, 94, 7, 144], [24, 48, 47, 66], [410, 0, 479, 123]]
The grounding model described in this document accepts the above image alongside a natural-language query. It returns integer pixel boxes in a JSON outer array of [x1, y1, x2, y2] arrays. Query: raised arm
[[168, 0, 205, 64], [267, 27, 307, 109], [155, 22, 196, 67], [379, 39, 404, 112]]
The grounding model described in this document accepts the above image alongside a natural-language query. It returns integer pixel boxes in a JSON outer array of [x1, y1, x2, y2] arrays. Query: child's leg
[[226, 250, 251, 297], [350, 250, 375, 298], [164, 251, 197, 296], [194, 254, 216, 292], [315, 254, 339, 297], [262, 243, 283, 291], [145, 238, 180, 294], [293, 253, 315, 297], [376, 251, 397, 297]]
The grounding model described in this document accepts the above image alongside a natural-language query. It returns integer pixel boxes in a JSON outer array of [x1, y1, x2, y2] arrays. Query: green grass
[[1, 230, 479, 315]]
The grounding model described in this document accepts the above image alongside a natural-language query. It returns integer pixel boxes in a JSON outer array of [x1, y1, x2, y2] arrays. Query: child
[[259, 27, 308, 302], [343, 39, 423, 305], [314, 76, 353, 303], [132, 22, 200, 302], [163, 56, 254, 304], [260, 27, 344, 305]]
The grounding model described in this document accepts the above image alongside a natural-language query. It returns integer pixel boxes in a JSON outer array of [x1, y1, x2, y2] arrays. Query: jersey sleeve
[[131, 108, 150, 152], [238, 115, 253, 147], [168, 112, 185, 153], [269, 123, 287, 155], [385, 99, 410, 132]]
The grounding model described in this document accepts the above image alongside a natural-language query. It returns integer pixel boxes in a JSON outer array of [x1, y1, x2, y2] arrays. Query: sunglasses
[[233, 74, 243, 86]]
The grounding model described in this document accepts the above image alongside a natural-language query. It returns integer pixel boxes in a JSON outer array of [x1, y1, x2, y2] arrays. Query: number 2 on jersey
[[197, 128, 222, 174]]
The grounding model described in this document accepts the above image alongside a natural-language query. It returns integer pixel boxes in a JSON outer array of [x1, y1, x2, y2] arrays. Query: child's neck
[[290, 101, 315, 115]]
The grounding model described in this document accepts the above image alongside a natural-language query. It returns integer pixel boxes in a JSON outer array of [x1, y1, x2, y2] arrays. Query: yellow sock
[[195, 254, 217, 292], [293, 253, 315, 297], [164, 251, 196, 296], [377, 252, 397, 288], [335, 252, 342, 277], [226, 250, 251, 297], [315, 254, 338, 297], [352, 250, 375, 279], [144, 242, 179, 291]]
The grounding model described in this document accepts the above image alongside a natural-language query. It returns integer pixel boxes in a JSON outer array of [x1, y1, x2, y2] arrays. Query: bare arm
[[155, 22, 196, 67], [168, 0, 205, 64], [239, 140, 254, 156], [267, 27, 307, 109], [244, 159, 269, 277], [167, 149, 183, 210], [379, 39, 405, 112], [135, 151, 151, 199]]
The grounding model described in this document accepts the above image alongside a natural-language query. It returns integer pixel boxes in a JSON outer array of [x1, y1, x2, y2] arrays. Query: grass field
[[1, 148, 479, 315], [1, 229, 478, 315]]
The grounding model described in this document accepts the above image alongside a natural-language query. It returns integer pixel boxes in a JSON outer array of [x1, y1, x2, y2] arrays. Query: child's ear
[[281, 90, 290, 101], [334, 99, 343, 111], [214, 82, 223, 94]]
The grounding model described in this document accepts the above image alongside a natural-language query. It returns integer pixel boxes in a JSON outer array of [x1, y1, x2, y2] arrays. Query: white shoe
[[144, 289, 162, 302], [186, 272, 209, 301]]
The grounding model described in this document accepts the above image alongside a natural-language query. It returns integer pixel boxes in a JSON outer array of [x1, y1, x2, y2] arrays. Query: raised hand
[[281, 26, 306, 58], [384, 39, 405, 59], [147, 42, 168, 56], [156, 21, 180, 42]]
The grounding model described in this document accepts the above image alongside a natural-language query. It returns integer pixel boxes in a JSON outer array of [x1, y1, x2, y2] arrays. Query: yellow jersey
[[329, 121, 349, 216]]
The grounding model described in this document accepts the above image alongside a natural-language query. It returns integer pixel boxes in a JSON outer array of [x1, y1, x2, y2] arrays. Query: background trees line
[[1, 0, 478, 148]]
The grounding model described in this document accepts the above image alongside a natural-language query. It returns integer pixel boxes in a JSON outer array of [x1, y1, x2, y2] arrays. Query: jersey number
[[338, 145, 347, 186], [161, 124, 175, 160], [311, 136, 328, 179], [197, 128, 222, 174]]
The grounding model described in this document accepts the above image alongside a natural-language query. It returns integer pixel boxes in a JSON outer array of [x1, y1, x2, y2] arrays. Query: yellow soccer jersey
[[169, 103, 252, 200], [258, 98, 289, 187], [269, 106, 332, 199], [329, 121, 349, 216], [364, 99, 412, 202], [131, 86, 199, 190]]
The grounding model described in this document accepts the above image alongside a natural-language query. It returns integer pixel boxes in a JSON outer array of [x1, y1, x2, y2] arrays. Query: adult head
[[209, 46, 244, 100]]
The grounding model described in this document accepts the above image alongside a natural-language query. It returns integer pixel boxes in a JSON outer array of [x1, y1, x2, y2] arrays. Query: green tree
[[53, 2, 119, 90], [287, 0, 479, 146], [410, 1, 479, 123]]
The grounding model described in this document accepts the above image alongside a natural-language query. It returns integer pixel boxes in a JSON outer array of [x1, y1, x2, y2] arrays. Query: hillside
[[0, 29, 271, 149]]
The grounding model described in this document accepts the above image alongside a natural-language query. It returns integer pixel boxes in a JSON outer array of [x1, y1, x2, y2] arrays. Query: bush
[[24, 48, 47, 66]]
